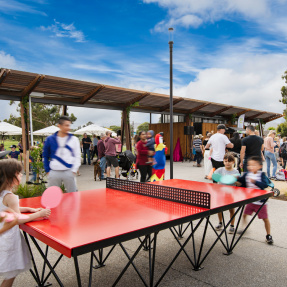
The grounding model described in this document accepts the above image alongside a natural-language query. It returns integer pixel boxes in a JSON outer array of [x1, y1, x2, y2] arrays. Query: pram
[[118, 150, 138, 180], [267, 178, 280, 197]]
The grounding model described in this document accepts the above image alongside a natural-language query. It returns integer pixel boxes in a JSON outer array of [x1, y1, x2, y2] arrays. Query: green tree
[[5, 102, 77, 130], [277, 122, 287, 137], [5, 103, 76, 130], [268, 127, 275, 130], [136, 122, 149, 134], [109, 125, 121, 133]]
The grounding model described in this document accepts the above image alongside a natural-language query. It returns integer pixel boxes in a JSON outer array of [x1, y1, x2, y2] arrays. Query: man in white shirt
[[43, 116, 81, 192], [205, 124, 234, 170]]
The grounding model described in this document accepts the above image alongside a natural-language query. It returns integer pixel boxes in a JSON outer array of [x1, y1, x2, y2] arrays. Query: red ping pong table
[[20, 178, 273, 287]]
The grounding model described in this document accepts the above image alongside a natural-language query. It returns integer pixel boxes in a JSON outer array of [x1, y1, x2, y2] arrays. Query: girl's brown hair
[[0, 159, 22, 193], [223, 152, 235, 162]]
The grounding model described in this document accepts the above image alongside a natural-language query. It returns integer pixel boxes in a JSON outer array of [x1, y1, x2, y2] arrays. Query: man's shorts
[[211, 158, 224, 170], [244, 203, 268, 219], [105, 155, 119, 167]]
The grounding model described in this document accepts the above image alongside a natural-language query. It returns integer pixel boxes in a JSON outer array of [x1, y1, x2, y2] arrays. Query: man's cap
[[10, 145, 16, 148], [217, 124, 226, 130]]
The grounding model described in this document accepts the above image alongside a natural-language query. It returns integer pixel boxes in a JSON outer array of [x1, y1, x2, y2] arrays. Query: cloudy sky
[[0, 0, 287, 128]]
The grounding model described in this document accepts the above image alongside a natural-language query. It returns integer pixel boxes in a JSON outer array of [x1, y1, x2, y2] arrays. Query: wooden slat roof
[[0, 68, 282, 123]]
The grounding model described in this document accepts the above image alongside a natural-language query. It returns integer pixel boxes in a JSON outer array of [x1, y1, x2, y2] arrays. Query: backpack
[[279, 143, 287, 159], [275, 169, 287, 181]]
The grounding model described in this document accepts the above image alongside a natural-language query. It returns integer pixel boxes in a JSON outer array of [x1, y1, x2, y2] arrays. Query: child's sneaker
[[215, 223, 223, 230], [266, 235, 274, 244], [229, 226, 235, 234]]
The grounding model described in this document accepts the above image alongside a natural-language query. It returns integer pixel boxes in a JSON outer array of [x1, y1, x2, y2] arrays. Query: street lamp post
[[169, 27, 174, 179]]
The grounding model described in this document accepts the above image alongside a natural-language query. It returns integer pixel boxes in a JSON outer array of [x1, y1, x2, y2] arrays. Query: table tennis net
[[106, 178, 210, 209]]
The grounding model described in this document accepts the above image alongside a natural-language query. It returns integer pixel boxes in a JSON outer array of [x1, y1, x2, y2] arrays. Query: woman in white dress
[[0, 159, 51, 287]]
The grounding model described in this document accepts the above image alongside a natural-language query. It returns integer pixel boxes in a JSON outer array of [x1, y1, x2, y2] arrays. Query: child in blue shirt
[[237, 156, 273, 244]]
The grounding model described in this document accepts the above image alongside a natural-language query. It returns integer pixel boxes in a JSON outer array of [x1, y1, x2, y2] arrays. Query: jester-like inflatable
[[150, 133, 167, 182]]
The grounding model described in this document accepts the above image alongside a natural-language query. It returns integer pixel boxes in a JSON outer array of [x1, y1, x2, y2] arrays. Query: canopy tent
[[0, 122, 22, 136], [33, 125, 60, 136], [74, 124, 108, 136]]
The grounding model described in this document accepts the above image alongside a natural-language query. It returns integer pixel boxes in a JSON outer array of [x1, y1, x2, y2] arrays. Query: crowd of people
[[194, 124, 286, 181], [1, 116, 285, 286]]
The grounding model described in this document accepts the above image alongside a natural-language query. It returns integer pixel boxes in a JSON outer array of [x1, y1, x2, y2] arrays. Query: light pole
[[169, 27, 174, 179]]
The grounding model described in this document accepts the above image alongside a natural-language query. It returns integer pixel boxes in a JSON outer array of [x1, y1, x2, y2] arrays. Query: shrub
[[15, 183, 46, 198]]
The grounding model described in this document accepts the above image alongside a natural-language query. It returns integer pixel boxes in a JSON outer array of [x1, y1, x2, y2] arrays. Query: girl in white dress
[[0, 159, 51, 287]]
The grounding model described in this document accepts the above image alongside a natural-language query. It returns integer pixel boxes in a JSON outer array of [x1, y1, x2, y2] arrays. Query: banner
[[237, 114, 245, 129]]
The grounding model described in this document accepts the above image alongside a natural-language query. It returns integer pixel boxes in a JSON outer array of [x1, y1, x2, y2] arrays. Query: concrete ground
[[11, 160, 287, 287]]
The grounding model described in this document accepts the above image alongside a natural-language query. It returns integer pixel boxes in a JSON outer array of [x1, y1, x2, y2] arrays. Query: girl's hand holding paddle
[[40, 209, 51, 220]]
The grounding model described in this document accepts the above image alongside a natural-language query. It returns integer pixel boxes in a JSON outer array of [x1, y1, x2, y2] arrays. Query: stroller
[[118, 150, 138, 180], [267, 178, 280, 197]]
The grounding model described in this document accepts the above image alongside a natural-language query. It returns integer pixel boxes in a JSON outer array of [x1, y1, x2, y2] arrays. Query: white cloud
[[144, 0, 287, 36], [176, 52, 286, 114], [0, 51, 17, 69], [0, 0, 47, 16], [41, 20, 85, 42]]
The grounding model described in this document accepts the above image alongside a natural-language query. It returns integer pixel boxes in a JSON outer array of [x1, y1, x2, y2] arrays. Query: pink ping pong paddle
[[0, 212, 29, 222], [41, 186, 63, 209]]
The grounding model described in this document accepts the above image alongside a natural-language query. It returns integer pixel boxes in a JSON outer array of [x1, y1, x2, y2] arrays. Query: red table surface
[[19, 179, 272, 258]]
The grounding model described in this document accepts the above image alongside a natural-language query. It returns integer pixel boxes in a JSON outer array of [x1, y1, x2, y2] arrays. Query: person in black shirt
[[239, 126, 264, 172], [82, 133, 92, 165], [228, 132, 242, 173]]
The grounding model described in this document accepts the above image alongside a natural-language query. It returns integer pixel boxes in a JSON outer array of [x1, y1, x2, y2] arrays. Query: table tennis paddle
[[0, 212, 29, 222], [41, 186, 63, 209], [212, 173, 222, 182], [219, 175, 237, 185]]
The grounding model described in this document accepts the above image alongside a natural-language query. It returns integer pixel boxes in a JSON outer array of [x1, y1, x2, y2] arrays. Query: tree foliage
[[268, 127, 275, 130], [136, 122, 149, 134], [277, 122, 287, 137], [109, 125, 121, 133], [4, 103, 76, 130]]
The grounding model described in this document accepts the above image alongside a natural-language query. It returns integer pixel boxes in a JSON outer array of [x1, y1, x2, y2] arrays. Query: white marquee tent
[[74, 124, 116, 137], [33, 126, 60, 136], [0, 122, 22, 136]]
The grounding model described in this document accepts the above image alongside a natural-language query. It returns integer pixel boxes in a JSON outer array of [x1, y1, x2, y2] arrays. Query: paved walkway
[[12, 160, 287, 286]]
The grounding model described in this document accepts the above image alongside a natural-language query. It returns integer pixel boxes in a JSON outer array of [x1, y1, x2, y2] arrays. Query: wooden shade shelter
[[0, 68, 283, 160]]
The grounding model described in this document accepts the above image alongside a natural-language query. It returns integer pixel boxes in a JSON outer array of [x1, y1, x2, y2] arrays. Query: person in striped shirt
[[193, 135, 203, 167]]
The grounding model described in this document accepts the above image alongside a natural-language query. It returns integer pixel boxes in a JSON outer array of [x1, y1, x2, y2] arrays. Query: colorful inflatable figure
[[150, 133, 167, 182]]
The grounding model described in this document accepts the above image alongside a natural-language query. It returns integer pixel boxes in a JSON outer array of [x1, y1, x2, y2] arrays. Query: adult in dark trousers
[[264, 130, 277, 179], [136, 131, 152, 182], [43, 116, 81, 193], [82, 133, 92, 165], [104, 131, 121, 178], [239, 125, 264, 173], [228, 132, 242, 173], [97, 133, 106, 180], [193, 135, 203, 167], [91, 134, 99, 159], [205, 124, 234, 170]]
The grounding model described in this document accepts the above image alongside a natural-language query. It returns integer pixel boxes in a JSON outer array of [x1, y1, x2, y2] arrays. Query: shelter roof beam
[[159, 97, 184, 112], [125, 92, 150, 108], [208, 106, 233, 117], [80, 85, 105, 104], [245, 112, 266, 120], [21, 74, 45, 97], [262, 114, 283, 123], [187, 103, 210, 114], [236, 109, 251, 117], [0, 69, 10, 86]]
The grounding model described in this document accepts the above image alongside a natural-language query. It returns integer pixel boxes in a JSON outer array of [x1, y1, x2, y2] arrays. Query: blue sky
[[1, 0, 287, 127]]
